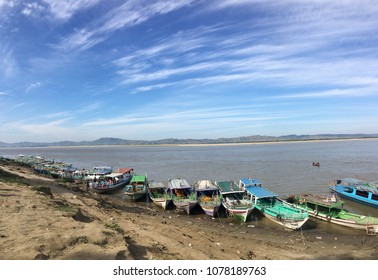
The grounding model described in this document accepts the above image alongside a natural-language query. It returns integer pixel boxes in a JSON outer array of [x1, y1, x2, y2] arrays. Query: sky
[[1, 0, 378, 143]]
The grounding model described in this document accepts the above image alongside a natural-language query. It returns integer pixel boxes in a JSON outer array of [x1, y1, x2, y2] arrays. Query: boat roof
[[338, 178, 378, 195], [130, 175, 146, 182], [217, 181, 244, 194], [240, 178, 263, 187], [148, 181, 166, 189], [194, 180, 217, 191], [116, 168, 133, 173], [105, 172, 124, 178], [246, 186, 278, 198], [169, 178, 191, 189]]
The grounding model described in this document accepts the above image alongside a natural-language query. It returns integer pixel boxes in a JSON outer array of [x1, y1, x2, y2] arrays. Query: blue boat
[[329, 178, 378, 208]]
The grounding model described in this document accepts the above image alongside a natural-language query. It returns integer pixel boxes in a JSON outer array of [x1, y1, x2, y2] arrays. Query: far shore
[[2, 137, 378, 149]]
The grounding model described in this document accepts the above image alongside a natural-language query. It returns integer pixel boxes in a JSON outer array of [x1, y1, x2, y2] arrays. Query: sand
[[0, 158, 377, 260]]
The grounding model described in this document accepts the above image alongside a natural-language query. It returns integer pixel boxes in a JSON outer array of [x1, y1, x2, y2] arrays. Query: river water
[[1, 139, 378, 216]]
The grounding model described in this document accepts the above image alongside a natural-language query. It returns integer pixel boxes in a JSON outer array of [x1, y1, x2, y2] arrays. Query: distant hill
[[0, 134, 377, 148]]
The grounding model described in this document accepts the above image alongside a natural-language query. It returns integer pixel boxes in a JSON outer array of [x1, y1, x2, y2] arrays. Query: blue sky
[[1, 0, 378, 142]]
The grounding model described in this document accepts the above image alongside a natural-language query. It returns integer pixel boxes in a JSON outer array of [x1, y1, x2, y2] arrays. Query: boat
[[329, 178, 378, 208], [124, 174, 148, 201], [147, 180, 172, 209], [286, 193, 378, 234], [241, 178, 309, 230], [193, 180, 222, 217], [217, 180, 254, 222], [167, 178, 197, 214], [90, 168, 133, 194]]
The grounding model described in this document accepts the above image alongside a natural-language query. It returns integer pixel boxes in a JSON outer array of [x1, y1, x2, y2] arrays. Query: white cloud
[[21, 2, 44, 16], [42, 0, 100, 20]]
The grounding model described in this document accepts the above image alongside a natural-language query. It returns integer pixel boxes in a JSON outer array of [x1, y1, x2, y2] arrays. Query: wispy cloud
[[0, 44, 18, 79], [56, 0, 196, 52], [25, 82, 42, 93], [109, 0, 378, 96]]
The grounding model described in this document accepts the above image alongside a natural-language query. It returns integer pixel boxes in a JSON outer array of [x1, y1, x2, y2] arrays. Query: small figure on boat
[[312, 161, 320, 167]]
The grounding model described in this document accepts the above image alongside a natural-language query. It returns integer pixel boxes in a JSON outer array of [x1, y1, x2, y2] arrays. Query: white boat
[[217, 180, 254, 222], [147, 180, 172, 209], [193, 180, 222, 217], [167, 178, 197, 214]]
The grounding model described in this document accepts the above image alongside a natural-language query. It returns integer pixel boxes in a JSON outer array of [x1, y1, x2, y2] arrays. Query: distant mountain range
[[1, 134, 378, 148]]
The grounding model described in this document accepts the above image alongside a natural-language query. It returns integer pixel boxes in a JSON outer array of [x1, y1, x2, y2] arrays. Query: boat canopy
[[105, 172, 124, 178], [217, 181, 244, 194], [246, 186, 278, 199], [194, 180, 218, 191], [240, 178, 263, 187], [130, 175, 146, 183], [148, 181, 166, 189]]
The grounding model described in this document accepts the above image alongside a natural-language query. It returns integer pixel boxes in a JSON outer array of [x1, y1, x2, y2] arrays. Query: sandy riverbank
[[0, 158, 377, 260]]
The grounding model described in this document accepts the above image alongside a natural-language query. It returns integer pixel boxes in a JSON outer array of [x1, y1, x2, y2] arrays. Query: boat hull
[[173, 200, 197, 214], [261, 211, 309, 230], [125, 191, 147, 201], [222, 202, 254, 222], [200, 203, 221, 217], [151, 197, 172, 209]]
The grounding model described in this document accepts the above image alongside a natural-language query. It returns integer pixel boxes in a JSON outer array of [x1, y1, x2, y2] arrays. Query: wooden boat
[[167, 178, 197, 214], [241, 178, 309, 230], [125, 174, 148, 201], [147, 180, 172, 209], [90, 168, 133, 194], [287, 193, 378, 234], [329, 178, 378, 208], [193, 180, 222, 217], [217, 180, 254, 222]]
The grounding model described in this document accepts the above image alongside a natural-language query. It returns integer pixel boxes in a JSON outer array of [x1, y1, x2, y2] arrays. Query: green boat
[[125, 174, 147, 201], [241, 178, 309, 230], [287, 193, 378, 234]]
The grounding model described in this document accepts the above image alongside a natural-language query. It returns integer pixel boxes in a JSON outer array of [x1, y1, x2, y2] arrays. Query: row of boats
[[13, 155, 378, 234]]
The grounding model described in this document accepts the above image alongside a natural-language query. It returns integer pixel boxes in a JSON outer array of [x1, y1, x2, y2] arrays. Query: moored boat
[[125, 174, 148, 201], [241, 178, 309, 230], [287, 193, 378, 234], [329, 178, 378, 208], [147, 180, 172, 209], [193, 179, 222, 217], [167, 178, 197, 214], [217, 180, 254, 222], [90, 168, 133, 194]]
